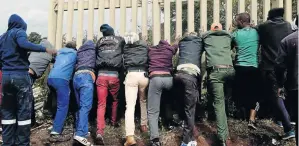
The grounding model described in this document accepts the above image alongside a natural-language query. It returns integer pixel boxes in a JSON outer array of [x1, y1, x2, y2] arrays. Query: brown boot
[[140, 125, 148, 133], [124, 135, 136, 146]]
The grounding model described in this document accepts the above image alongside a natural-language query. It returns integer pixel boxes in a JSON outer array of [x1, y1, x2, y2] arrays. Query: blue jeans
[[1, 73, 33, 146], [73, 72, 94, 137], [48, 78, 70, 134]]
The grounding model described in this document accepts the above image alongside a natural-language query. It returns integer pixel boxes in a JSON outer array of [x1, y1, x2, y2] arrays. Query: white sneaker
[[74, 135, 91, 146], [187, 141, 197, 146]]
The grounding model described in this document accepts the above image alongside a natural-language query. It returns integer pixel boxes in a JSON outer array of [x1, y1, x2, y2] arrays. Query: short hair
[[65, 41, 77, 50], [268, 8, 284, 20], [236, 13, 251, 23]]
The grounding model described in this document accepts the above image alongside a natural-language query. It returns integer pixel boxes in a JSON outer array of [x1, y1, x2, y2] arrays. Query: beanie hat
[[268, 8, 284, 20], [100, 24, 114, 36]]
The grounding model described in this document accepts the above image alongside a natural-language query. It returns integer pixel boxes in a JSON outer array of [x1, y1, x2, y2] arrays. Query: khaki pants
[[124, 72, 149, 136]]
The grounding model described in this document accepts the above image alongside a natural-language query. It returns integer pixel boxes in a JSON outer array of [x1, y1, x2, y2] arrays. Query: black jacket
[[178, 36, 203, 68], [275, 31, 298, 90], [123, 40, 149, 70], [96, 35, 125, 70], [257, 17, 293, 70]]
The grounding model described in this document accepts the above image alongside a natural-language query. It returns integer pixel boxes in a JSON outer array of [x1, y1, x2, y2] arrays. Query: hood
[[158, 40, 171, 46], [40, 39, 54, 50], [180, 35, 200, 42], [79, 40, 95, 51], [7, 14, 27, 31], [208, 30, 231, 37]]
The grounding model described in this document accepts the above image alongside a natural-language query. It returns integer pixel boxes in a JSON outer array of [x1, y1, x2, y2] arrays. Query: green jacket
[[201, 30, 233, 68]]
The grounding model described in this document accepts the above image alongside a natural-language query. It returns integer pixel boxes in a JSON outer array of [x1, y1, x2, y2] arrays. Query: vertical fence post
[[251, 0, 257, 25], [176, 0, 182, 38], [66, 0, 74, 42], [188, 0, 194, 32], [87, 0, 95, 40], [48, 0, 57, 47], [226, 0, 232, 30], [272, 0, 283, 8], [164, 0, 171, 41], [109, 0, 116, 28], [120, 0, 126, 36], [77, 0, 84, 47], [213, 0, 220, 23], [238, 0, 245, 13], [142, 0, 148, 39], [152, 0, 161, 45], [284, 0, 292, 22], [55, 0, 64, 50], [132, 0, 138, 33], [263, 0, 270, 21], [200, 0, 207, 31], [98, 0, 104, 37]]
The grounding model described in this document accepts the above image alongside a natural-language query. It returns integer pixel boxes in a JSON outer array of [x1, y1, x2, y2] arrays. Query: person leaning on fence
[[28, 39, 55, 127], [95, 24, 125, 145], [174, 32, 202, 146], [123, 32, 149, 146], [0, 14, 55, 146], [275, 15, 298, 143], [201, 23, 235, 146], [232, 13, 260, 130], [47, 41, 77, 142], [256, 8, 295, 140], [147, 39, 178, 146], [72, 40, 96, 146]]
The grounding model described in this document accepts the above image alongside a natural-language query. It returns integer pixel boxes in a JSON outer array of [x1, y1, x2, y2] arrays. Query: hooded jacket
[[178, 36, 202, 68], [0, 14, 46, 74], [28, 39, 54, 78], [257, 17, 293, 70], [123, 40, 149, 70], [149, 40, 178, 73], [48, 48, 77, 81], [76, 40, 96, 72], [96, 35, 125, 71]]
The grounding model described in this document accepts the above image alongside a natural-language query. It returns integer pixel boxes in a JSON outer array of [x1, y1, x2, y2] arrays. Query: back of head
[[235, 13, 251, 28], [40, 39, 54, 50], [65, 41, 77, 50], [7, 14, 27, 31], [100, 24, 115, 36], [124, 32, 140, 45], [268, 8, 284, 20], [210, 23, 223, 31], [79, 40, 95, 50]]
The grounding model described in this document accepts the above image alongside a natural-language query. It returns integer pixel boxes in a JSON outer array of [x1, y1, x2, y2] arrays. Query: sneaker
[[187, 141, 197, 146], [180, 142, 187, 146], [74, 135, 91, 146], [282, 130, 295, 140], [248, 120, 257, 130], [276, 121, 283, 128], [290, 122, 296, 125], [150, 138, 161, 146], [95, 134, 105, 145], [48, 134, 72, 142]]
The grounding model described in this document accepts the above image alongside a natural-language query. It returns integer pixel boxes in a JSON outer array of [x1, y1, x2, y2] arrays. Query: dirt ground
[[30, 118, 296, 146]]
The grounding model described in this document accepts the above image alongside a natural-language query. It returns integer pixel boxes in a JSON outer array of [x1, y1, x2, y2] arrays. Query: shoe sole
[[282, 135, 295, 140]]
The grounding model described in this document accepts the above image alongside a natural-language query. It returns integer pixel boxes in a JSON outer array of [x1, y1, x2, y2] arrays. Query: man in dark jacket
[[95, 24, 125, 145], [28, 39, 54, 127], [147, 40, 178, 146], [72, 40, 96, 146], [123, 32, 149, 146], [175, 32, 201, 146], [275, 15, 298, 142], [257, 8, 294, 140], [201, 23, 234, 146], [0, 14, 55, 146]]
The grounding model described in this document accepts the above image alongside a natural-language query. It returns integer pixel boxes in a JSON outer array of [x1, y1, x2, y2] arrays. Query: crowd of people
[[0, 7, 297, 146]]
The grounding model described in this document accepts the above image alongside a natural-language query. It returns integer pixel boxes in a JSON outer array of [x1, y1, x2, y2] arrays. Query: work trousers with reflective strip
[[1, 73, 33, 146]]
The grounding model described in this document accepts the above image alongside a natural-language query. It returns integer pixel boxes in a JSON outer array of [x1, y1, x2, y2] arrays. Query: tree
[[28, 32, 42, 44]]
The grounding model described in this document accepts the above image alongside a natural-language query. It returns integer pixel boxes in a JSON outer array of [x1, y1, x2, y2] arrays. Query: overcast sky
[[0, 0, 160, 38]]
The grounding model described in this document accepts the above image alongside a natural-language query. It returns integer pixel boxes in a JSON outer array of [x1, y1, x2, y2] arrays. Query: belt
[[127, 69, 145, 72], [176, 70, 197, 78], [207, 65, 233, 71], [98, 73, 118, 77], [75, 70, 92, 75]]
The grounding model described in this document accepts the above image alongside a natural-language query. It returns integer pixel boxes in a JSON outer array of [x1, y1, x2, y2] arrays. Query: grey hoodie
[[29, 39, 54, 78]]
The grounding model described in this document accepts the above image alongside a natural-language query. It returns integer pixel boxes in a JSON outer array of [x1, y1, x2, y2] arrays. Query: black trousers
[[174, 72, 199, 143]]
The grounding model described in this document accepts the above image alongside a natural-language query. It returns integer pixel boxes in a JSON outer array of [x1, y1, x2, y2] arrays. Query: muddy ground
[[30, 118, 296, 146]]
